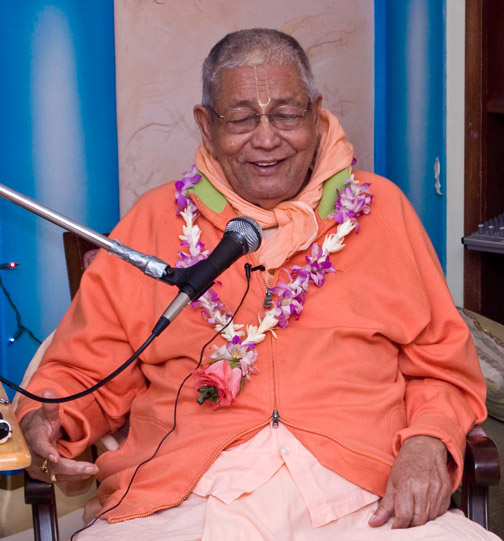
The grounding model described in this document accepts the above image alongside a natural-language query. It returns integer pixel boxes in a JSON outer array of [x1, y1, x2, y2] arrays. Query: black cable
[[70, 263, 255, 540], [0, 333, 157, 403], [0, 274, 42, 345]]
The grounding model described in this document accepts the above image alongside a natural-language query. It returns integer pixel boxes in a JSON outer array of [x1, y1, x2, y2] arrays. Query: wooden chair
[[462, 425, 501, 529], [23, 233, 501, 540], [62, 232, 102, 300]]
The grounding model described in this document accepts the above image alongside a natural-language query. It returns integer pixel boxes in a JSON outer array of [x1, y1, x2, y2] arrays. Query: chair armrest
[[24, 472, 59, 541], [24, 471, 54, 505], [461, 425, 500, 529], [465, 428, 500, 486]]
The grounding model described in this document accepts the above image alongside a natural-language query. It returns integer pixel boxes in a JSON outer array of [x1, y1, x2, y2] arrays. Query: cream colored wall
[[114, 0, 374, 214], [446, 0, 465, 306]]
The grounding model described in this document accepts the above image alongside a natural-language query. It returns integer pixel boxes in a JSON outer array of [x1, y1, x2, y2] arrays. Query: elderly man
[[18, 29, 497, 540]]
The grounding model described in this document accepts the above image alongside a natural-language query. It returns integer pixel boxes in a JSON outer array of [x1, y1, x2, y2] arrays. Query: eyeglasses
[[208, 104, 311, 134]]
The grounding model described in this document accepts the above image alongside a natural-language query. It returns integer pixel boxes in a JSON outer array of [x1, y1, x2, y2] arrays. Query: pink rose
[[192, 360, 242, 408]]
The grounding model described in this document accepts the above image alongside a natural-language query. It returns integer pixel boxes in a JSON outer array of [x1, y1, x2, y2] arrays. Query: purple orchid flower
[[331, 179, 373, 232]]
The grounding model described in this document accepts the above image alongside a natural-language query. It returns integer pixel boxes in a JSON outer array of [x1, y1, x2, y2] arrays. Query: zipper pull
[[272, 409, 280, 428], [264, 288, 273, 308]]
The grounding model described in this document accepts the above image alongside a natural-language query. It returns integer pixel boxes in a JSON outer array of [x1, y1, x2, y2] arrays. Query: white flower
[[337, 220, 355, 238], [180, 208, 194, 228], [210, 344, 232, 361], [180, 223, 201, 242], [211, 311, 231, 327], [243, 324, 263, 344], [244, 312, 279, 344], [258, 311, 278, 334], [219, 323, 244, 342], [322, 233, 345, 254], [322, 220, 356, 254]]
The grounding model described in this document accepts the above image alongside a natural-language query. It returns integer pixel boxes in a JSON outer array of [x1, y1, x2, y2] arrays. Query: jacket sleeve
[[15, 193, 165, 459], [359, 172, 487, 491]]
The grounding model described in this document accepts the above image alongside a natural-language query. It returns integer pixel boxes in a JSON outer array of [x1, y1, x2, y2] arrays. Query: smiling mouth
[[251, 159, 285, 168]]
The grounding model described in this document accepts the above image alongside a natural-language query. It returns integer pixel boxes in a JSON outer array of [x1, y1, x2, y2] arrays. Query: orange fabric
[[195, 108, 354, 270], [17, 173, 487, 523]]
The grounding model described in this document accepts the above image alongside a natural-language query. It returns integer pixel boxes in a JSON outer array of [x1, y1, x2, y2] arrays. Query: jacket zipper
[[110, 419, 271, 523], [263, 288, 273, 308], [263, 219, 344, 431], [250, 259, 280, 428]]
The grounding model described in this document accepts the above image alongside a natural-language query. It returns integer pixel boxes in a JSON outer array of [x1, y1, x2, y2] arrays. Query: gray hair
[[201, 28, 319, 107]]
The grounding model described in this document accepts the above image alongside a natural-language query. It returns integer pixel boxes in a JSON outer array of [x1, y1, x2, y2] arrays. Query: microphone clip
[[160, 262, 214, 301]]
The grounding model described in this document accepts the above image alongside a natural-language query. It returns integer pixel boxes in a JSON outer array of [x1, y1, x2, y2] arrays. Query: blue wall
[[0, 1, 119, 400], [375, 0, 447, 269]]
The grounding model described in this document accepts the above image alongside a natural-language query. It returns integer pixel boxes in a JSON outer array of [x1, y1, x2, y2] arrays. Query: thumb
[[369, 490, 395, 527], [41, 390, 61, 425], [40, 390, 63, 462]]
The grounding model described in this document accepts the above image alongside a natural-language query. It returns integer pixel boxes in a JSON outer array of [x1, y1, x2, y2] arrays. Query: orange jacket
[[17, 172, 487, 523]]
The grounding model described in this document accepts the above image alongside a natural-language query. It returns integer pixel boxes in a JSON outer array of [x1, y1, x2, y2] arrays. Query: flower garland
[[175, 166, 372, 409]]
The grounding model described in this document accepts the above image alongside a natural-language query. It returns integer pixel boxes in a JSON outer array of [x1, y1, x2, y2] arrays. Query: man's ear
[[311, 94, 323, 128], [194, 105, 216, 156]]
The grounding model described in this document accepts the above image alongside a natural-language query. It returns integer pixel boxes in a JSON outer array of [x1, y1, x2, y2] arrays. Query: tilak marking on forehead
[[253, 65, 271, 111]]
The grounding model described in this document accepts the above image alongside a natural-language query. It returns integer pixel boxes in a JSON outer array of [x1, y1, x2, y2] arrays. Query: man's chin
[[245, 188, 295, 210]]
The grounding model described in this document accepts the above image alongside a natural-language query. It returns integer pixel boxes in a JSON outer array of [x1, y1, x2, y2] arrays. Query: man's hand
[[368, 435, 452, 529], [20, 390, 98, 483]]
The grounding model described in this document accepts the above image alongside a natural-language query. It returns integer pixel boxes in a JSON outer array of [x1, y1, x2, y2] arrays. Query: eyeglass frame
[[206, 102, 313, 134]]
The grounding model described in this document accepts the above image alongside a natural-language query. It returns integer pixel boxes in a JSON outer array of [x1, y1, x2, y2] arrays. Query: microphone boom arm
[[0, 183, 261, 299], [0, 182, 169, 281]]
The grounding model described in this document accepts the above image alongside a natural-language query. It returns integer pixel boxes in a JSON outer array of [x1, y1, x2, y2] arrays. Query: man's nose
[[250, 115, 282, 149]]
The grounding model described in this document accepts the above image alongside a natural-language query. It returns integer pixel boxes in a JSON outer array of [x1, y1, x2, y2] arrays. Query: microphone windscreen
[[225, 217, 262, 254]]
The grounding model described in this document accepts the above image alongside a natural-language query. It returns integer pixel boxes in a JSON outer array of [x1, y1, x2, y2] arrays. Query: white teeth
[[256, 161, 278, 166]]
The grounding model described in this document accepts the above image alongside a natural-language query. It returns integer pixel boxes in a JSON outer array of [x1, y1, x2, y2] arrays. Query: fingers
[[46, 457, 99, 482], [27, 456, 99, 483], [394, 492, 451, 528], [427, 482, 451, 523], [368, 488, 395, 527], [31, 434, 61, 464], [370, 474, 452, 529], [374, 487, 423, 529], [388, 481, 451, 529], [391, 489, 417, 529]]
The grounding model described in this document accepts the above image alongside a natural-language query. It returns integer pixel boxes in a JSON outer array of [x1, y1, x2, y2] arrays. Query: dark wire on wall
[[0, 263, 42, 346]]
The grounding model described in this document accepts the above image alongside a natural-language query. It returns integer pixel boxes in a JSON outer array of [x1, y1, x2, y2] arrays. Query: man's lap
[[74, 466, 500, 541]]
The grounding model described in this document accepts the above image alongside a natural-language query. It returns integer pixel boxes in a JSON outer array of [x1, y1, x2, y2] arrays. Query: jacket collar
[[188, 167, 351, 231]]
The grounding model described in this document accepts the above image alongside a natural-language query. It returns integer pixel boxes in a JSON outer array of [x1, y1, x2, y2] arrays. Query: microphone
[[153, 217, 262, 334]]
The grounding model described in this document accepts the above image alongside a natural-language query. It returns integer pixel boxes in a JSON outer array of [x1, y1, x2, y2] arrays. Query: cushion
[[458, 307, 504, 422]]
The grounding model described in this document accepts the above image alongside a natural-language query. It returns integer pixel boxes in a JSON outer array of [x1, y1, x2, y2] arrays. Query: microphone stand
[[0, 182, 193, 289]]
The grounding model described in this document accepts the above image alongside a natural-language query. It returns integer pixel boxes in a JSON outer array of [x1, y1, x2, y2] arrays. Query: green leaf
[[196, 385, 219, 405]]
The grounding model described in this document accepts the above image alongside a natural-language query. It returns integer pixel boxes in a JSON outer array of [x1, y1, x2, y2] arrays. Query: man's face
[[194, 64, 322, 210]]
